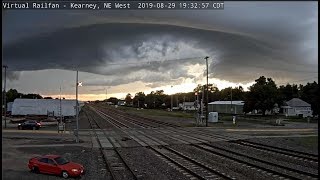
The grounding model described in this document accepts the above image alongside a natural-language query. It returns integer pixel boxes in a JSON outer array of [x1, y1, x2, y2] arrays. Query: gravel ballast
[[117, 147, 190, 180], [169, 144, 276, 180]]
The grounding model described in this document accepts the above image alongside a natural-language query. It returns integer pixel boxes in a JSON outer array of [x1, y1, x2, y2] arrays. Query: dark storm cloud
[[3, 71, 22, 81], [3, 2, 317, 87]]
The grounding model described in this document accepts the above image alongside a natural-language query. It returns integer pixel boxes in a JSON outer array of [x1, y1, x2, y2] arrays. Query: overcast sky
[[2, 2, 318, 100]]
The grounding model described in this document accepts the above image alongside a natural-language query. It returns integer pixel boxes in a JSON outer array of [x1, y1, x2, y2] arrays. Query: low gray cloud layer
[[3, 2, 318, 90]]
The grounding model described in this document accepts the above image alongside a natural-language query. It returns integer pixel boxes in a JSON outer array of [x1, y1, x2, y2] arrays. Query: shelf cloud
[[3, 2, 317, 95]]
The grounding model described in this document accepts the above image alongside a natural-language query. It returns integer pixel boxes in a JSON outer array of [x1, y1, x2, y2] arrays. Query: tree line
[[121, 76, 318, 116], [3, 89, 58, 103], [3, 76, 318, 116]]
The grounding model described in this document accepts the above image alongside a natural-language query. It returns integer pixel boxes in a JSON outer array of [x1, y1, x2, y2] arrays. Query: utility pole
[[176, 96, 179, 110], [171, 85, 173, 111], [75, 71, 79, 143], [231, 87, 233, 114], [60, 86, 62, 123], [3, 65, 8, 128], [201, 86, 204, 125], [205, 56, 209, 127], [105, 86, 110, 102]]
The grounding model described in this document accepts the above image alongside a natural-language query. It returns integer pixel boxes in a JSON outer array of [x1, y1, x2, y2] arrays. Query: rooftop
[[285, 98, 311, 107], [208, 101, 244, 105]]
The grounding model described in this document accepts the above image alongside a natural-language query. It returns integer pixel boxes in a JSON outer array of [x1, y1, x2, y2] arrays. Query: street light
[[171, 85, 173, 111], [75, 71, 82, 143], [3, 65, 8, 128], [205, 56, 209, 127], [104, 86, 111, 101], [230, 86, 233, 114]]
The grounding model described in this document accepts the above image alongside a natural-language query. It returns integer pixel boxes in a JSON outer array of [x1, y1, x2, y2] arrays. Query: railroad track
[[90, 106, 131, 129], [97, 107, 158, 128], [84, 105, 318, 180], [97, 105, 180, 128], [148, 145, 235, 180], [84, 110, 137, 180], [142, 128, 318, 180], [92, 105, 156, 128], [88, 106, 237, 180], [192, 143, 318, 180], [232, 140, 318, 162], [166, 128, 317, 163]]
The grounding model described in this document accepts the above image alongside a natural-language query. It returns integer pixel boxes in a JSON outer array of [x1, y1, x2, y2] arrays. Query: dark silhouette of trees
[[125, 93, 132, 105], [299, 82, 319, 115], [243, 76, 278, 115], [133, 92, 146, 108], [123, 76, 318, 116]]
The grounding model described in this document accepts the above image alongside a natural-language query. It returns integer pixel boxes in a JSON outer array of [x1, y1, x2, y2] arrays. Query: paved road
[[2, 130, 73, 140]]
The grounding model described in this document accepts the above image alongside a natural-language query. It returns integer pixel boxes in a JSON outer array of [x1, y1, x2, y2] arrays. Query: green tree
[[107, 97, 118, 105], [193, 84, 217, 94], [5, 89, 22, 102], [133, 92, 146, 108], [300, 82, 319, 116], [218, 86, 245, 101], [145, 91, 155, 108], [124, 93, 132, 105], [278, 84, 299, 103], [21, 94, 43, 99], [194, 84, 220, 103], [244, 76, 278, 115]]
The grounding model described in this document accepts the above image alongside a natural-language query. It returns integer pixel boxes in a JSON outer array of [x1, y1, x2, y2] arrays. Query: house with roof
[[281, 98, 312, 118]]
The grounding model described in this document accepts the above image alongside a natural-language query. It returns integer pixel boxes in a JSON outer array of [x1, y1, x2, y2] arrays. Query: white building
[[208, 101, 244, 114], [179, 102, 196, 110], [117, 100, 126, 106], [7, 102, 13, 112], [281, 98, 312, 118], [11, 99, 84, 117]]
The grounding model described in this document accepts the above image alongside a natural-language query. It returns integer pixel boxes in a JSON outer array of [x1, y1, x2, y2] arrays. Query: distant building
[[281, 98, 312, 118], [180, 102, 196, 111], [117, 100, 126, 106], [208, 101, 244, 114], [7, 102, 13, 112], [11, 98, 84, 117], [106, 102, 114, 105]]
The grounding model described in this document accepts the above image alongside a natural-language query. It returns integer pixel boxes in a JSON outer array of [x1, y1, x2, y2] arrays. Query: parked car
[[18, 120, 41, 130], [28, 155, 85, 178]]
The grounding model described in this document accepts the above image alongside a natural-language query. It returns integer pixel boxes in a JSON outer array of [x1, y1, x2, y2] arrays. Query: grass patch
[[116, 106, 194, 118], [283, 118, 318, 123], [295, 136, 318, 147]]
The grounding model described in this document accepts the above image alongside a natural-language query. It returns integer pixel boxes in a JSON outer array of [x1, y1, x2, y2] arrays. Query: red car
[[28, 155, 84, 178]]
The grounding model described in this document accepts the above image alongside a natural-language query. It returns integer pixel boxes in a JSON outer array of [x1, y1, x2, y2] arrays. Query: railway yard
[[2, 103, 318, 180]]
